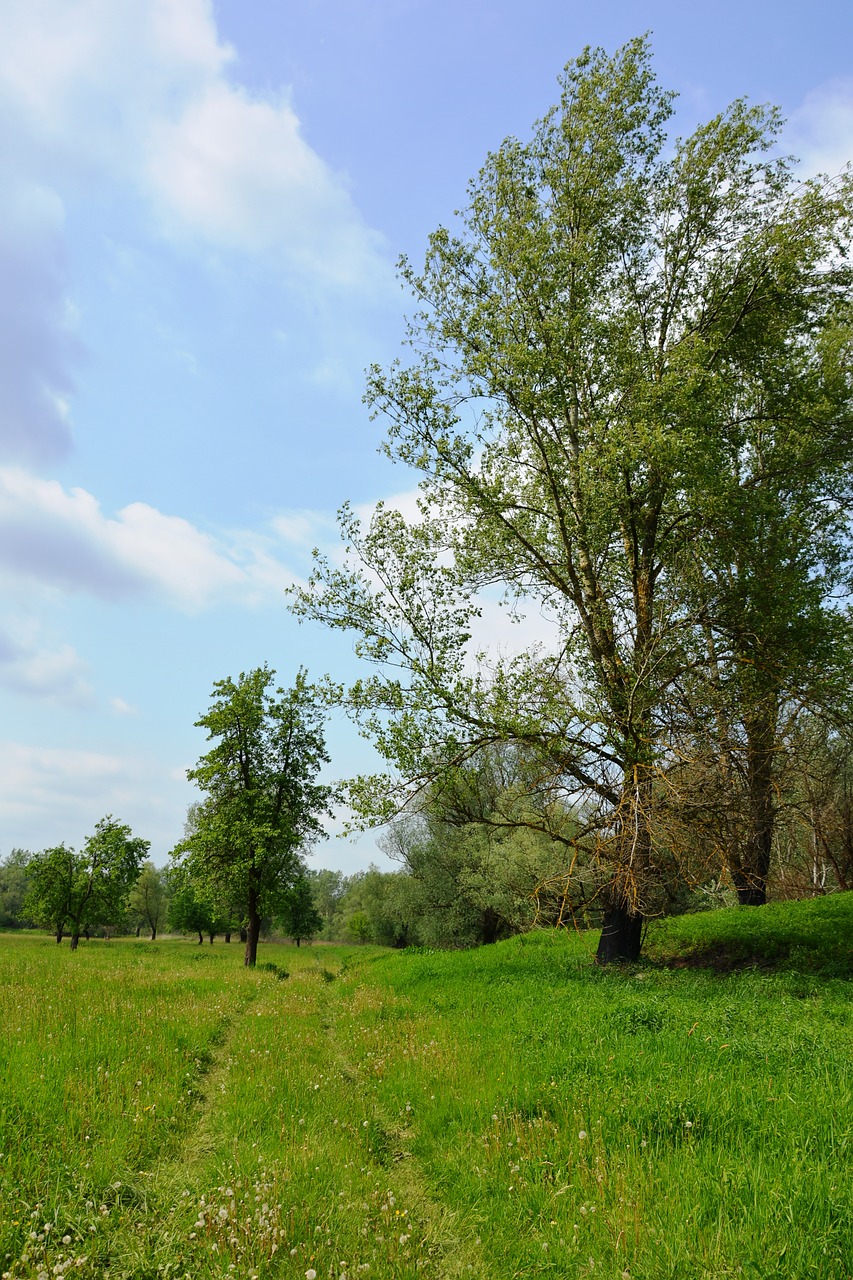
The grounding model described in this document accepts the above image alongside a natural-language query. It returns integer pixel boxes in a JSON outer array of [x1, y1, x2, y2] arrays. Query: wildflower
[[62, 1235, 71, 1245], [399, 1235, 410, 1245], [578, 1130, 587, 1140], [306, 1271, 317, 1279], [685, 1120, 693, 1129]]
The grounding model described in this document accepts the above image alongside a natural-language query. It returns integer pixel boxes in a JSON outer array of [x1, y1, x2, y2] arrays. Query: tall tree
[[173, 667, 332, 966], [293, 37, 853, 960]]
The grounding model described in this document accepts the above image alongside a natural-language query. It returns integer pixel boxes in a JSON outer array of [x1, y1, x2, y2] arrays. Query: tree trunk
[[730, 704, 777, 906], [150, 926, 157, 940], [245, 882, 261, 967], [224, 931, 231, 943], [208, 932, 215, 944], [70, 931, 80, 951], [197, 931, 203, 944], [136, 924, 142, 937], [295, 936, 301, 947], [55, 925, 64, 944], [596, 902, 643, 963]]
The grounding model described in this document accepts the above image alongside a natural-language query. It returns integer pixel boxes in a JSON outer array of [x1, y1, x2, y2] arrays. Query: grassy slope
[[0, 896, 850, 1280]]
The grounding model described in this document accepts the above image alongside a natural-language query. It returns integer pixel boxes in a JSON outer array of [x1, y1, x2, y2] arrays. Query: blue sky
[[1, 0, 851, 871]]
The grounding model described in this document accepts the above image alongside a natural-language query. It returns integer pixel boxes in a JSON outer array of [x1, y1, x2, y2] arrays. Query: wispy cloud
[[0, 737, 190, 856], [0, 622, 93, 706], [0, 467, 300, 611], [788, 79, 853, 177]]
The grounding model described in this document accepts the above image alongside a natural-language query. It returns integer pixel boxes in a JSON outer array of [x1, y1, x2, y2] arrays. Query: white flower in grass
[[578, 1130, 587, 1140], [306, 1270, 317, 1279]]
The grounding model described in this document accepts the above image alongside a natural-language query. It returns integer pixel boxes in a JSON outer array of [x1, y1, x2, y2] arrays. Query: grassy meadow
[[0, 897, 851, 1280]]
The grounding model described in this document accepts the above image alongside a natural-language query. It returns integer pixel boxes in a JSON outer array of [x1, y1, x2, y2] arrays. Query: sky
[[1, 0, 851, 872]]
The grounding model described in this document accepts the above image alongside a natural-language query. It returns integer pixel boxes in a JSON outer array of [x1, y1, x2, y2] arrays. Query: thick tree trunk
[[596, 903, 643, 963], [136, 925, 142, 937], [208, 933, 215, 944], [55, 925, 64, 944], [196, 931, 203, 944], [70, 931, 80, 951], [150, 926, 157, 940], [730, 704, 777, 906], [224, 931, 231, 943], [295, 937, 301, 947]]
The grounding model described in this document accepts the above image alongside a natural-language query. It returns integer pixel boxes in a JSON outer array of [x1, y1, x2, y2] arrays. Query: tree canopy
[[293, 37, 853, 961]]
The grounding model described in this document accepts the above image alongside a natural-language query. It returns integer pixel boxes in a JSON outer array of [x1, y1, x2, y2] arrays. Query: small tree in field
[[278, 874, 323, 946], [172, 667, 332, 966], [24, 845, 77, 943], [129, 862, 169, 939], [24, 819, 148, 948]]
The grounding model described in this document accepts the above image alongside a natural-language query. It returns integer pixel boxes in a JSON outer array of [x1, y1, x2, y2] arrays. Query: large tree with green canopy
[[293, 37, 853, 961]]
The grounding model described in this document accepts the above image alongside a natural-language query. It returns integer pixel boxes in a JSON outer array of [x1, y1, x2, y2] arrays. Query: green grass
[[0, 898, 851, 1279]]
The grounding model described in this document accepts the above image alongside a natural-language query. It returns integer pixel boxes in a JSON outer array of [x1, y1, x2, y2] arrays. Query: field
[[0, 897, 851, 1280]]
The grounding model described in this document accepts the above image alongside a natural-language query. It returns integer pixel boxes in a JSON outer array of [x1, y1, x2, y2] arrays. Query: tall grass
[[0, 896, 850, 1278]]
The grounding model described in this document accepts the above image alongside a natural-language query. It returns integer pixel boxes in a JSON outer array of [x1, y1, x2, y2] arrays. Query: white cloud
[[0, 737, 191, 857], [0, 466, 300, 611], [0, 0, 389, 289], [0, 622, 93, 705], [0, 0, 390, 468], [788, 79, 853, 178], [109, 696, 138, 716]]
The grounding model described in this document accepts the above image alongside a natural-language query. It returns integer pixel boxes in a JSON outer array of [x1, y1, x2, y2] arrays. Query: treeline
[[0, 842, 323, 947], [306, 726, 853, 948]]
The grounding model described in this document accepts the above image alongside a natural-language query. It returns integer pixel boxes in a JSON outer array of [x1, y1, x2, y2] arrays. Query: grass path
[[2, 905, 851, 1280]]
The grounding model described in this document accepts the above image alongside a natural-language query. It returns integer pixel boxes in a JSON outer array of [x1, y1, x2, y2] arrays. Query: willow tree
[[294, 38, 853, 960], [173, 667, 332, 966]]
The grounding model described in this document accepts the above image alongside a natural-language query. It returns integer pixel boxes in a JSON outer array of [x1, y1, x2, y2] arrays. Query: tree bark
[[245, 879, 261, 967], [196, 931, 203, 944], [55, 925, 63, 944], [730, 703, 777, 906], [596, 902, 643, 963], [70, 931, 80, 951], [150, 926, 157, 940]]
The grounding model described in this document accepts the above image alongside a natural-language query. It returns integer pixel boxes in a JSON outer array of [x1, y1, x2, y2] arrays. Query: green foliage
[[172, 665, 332, 964], [277, 873, 323, 944], [23, 819, 148, 946], [292, 36, 853, 953], [128, 861, 169, 939], [0, 849, 33, 928]]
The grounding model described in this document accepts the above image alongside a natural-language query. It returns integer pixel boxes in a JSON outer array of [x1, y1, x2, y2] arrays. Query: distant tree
[[23, 845, 77, 943], [172, 667, 333, 966], [0, 849, 33, 928], [166, 868, 216, 944], [278, 874, 323, 946], [305, 867, 347, 939], [24, 819, 148, 949], [129, 861, 169, 940]]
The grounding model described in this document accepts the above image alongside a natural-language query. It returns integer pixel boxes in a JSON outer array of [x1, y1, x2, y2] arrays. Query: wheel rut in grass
[[312, 961, 491, 1280]]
